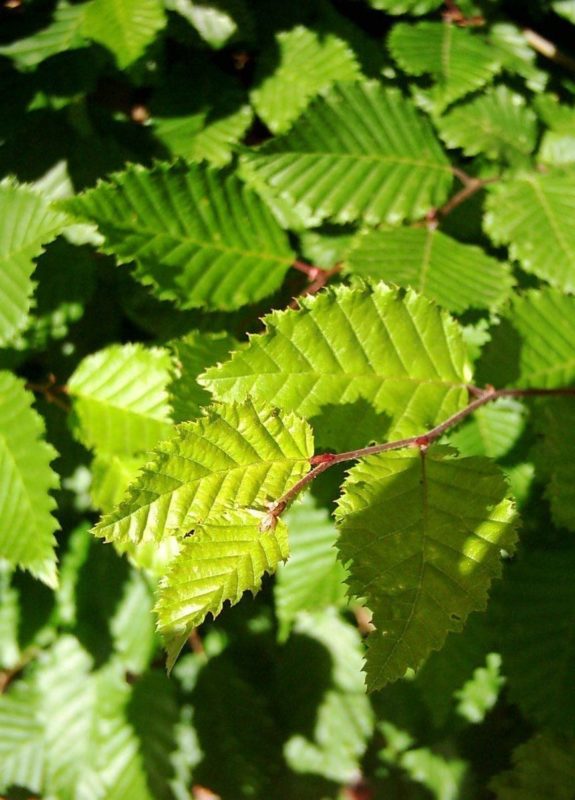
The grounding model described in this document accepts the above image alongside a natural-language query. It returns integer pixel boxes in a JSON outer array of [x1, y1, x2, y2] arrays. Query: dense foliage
[[1, 0, 575, 797]]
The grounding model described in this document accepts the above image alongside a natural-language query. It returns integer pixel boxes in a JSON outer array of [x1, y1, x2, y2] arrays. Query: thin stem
[[524, 28, 575, 74], [428, 175, 499, 225], [443, 0, 484, 25], [261, 385, 575, 530], [290, 261, 341, 308]]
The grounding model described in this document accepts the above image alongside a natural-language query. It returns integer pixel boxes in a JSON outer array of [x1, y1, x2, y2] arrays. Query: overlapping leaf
[[61, 161, 295, 311], [488, 23, 547, 91], [68, 344, 173, 457], [169, 330, 238, 423], [494, 547, 575, 733], [243, 82, 453, 226], [484, 171, 575, 292], [365, 0, 442, 12], [0, 181, 67, 346], [156, 510, 289, 668], [0, 2, 87, 68], [436, 85, 537, 162], [280, 611, 374, 782], [490, 732, 575, 799], [448, 397, 527, 459], [344, 227, 513, 313], [93, 400, 313, 547], [275, 495, 348, 638], [536, 95, 575, 166], [0, 373, 59, 587], [250, 26, 362, 134], [388, 21, 501, 112], [505, 289, 575, 388], [336, 447, 518, 690], [533, 397, 575, 532], [201, 283, 471, 439], [166, 0, 253, 49], [82, 0, 166, 68], [150, 61, 253, 166]]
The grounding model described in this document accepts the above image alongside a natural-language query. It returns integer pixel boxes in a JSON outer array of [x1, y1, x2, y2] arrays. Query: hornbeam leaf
[[166, 0, 253, 49], [168, 330, 238, 423], [0, 681, 44, 794], [250, 26, 362, 134], [490, 733, 575, 800], [93, 400, 313, 547], [388, 22, 501, 112], [82, 0, 166, 68], [552, 0, 575, 23], [436, 85, 537, 162], [533, 398, 575, 532], [68, 343, 173, 457], [447, 397, 527, 460], [201, 283, 471, 439], [242, 82, 453, 226], [506, 289, 575, 388], [344, 227, 513, 313], [156, 509, 289, 669], [494, 548, 575, 733], [0, 2, 87, 69], [0, 373, 59, 587], [365, 0, 442, 12], [61, 161, 295, 311], [484, 171, 575, 292], [0, 181, 67, 346], [335, 448, 517, 690]]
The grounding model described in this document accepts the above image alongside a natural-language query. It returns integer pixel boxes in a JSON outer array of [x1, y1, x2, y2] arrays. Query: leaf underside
[[336, 447, 517, 690]]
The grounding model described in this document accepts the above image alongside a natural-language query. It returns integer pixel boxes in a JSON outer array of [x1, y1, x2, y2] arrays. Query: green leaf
[[447, 397, 527, 459], [484, 171, 575, 293], [490, 733, 575, 799], [242, 82, 453, 226], [201, 283, 471, 439], [0, 680, 44, 794], [91, 453, 151, 514], [488, 23, 547, 92], [61, 161, 295, 311], [275, 495, 348, 638], [533, 397, 575, 532], [495, 547, 575, 733], [455, 651, 504, 723], [505, 289, 575, 388], [0, 2, 87, 69], [82, 0, 166, 68], [93, 400, 313, 547], [150, 61, 253, 166], [0, 181, 67, 346], [280, 610, 374, 782], [250, 26, 362, 134], [156, 509, 289, 669], [388, 21, 501, 112], [166, 0, 253, 49], [365, 0, 442, 12], [436, 85, 537, 162], [344, 227, 513, 313], [169, 330, 238, 423], [68, 343, 173, 457], [552, 0, 575, 23], [335, 447, 518, 690], [536, 95, 575, 166], [0, 373, 59, 587]]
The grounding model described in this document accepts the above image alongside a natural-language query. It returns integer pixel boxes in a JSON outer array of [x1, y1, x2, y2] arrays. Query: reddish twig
[[261, 385, 575, 531], [26, 374, 70, 412], [290, 261, 341, 307], [425, 174, 500, 226], [443, 0, 484, 26]]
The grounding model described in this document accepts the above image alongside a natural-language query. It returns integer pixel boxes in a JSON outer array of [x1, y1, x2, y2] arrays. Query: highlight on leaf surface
[[243, 81, 453, 226], [156, 509, 289, 670], [335, 447, 518, 690], [201, 282, 472, 439], [490, 732, 575, 799], [344, 227, 514, 313], [61, 161, 294, 311], [93, 400, 313, 548]]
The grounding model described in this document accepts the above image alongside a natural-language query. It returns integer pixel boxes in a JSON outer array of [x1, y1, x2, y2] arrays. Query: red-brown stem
[[26, 374, 70, 412], [261, 385, 575, 530], [428, 175, 499, 226], [290, 261, 341, 308], [443, 0, 484, 26]]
